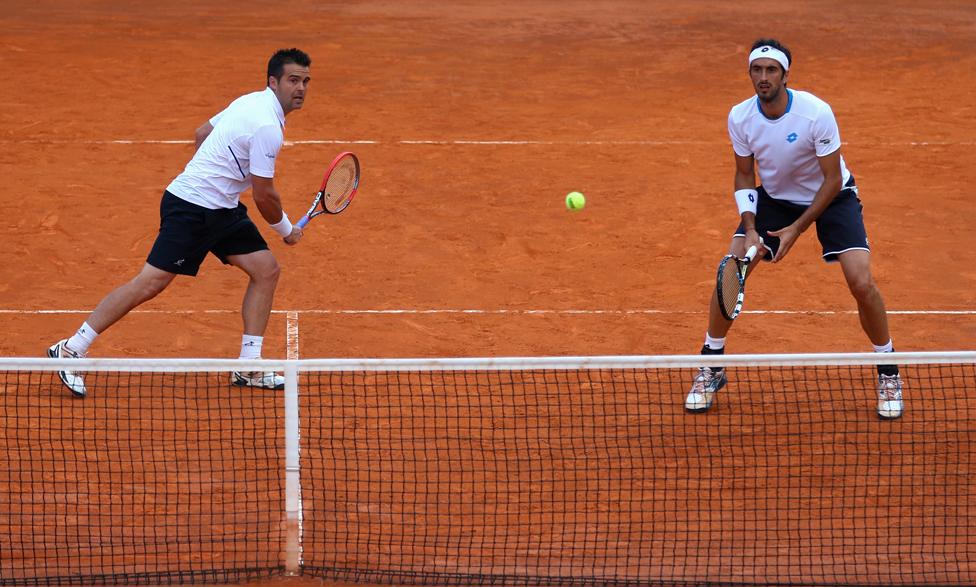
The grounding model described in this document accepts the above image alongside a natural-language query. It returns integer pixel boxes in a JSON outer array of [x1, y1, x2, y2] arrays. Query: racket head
[[318, 151, 360, 214], [716, 254, 747, 321]]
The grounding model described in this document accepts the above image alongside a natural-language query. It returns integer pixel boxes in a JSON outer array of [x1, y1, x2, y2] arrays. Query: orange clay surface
[[1, 1, 975, 585]]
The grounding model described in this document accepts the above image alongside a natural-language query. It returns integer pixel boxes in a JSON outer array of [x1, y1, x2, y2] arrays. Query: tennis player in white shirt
[[685, 38, 904, 420], [48, 48, 311, 396]]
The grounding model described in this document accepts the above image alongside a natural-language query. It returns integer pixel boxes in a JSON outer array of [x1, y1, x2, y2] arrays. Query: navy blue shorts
[[146, 191, 269, 276], [734, 178, 869, 263]]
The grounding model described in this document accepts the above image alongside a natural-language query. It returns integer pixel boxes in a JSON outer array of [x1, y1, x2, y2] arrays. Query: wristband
[[734, 188, 758, 216], [270, 212, 293, 238]]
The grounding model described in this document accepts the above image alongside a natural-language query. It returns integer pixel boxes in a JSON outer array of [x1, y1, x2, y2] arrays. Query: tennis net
[[1, 353, 974, 585]]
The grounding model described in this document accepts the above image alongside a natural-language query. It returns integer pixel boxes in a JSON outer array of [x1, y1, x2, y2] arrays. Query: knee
[[132, 275, 171, 302], [252, 258, 281, 286], [846, 273, 877, 302]]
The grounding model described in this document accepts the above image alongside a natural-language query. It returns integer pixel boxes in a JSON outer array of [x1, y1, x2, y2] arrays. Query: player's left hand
[[284, 226, 304, 246], [767, 224, 800, 263]]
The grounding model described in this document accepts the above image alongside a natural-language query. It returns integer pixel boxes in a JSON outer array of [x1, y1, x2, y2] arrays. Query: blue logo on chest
[[786, 132, 798, 143]]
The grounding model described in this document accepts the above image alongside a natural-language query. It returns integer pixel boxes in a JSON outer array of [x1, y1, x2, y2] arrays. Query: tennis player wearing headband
[[684, 38, 904, 419]]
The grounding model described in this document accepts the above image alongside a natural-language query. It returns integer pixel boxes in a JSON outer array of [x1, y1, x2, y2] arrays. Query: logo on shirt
[[786, 132, 798, 143], [265, 152, 276, 159], [819, 138, 831, 145]]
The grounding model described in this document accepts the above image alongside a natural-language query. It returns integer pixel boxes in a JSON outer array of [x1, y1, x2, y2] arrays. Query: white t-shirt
[[166, 87, 285, 209], [728, 89, 851, 205]]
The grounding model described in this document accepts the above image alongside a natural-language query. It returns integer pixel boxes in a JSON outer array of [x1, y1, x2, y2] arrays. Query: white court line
[[2, 138, 974, 147], [2, 309, 974, 315], [283, 309, 303, 568], [286, 311, 300, 360]]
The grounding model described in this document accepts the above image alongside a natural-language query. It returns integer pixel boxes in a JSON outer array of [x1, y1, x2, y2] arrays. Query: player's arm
[[767, 149, 843, 262], [794, 149, 844, 233], [194, 122, 214, 151], [732, 152, 764, 258], [252, 175, 303, 245]]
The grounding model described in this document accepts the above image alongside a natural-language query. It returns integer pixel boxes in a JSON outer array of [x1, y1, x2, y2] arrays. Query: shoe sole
[[47, 345, 86, 398], [878, 409, 904, 420], [684, 376, 727, 413], [232, 378, 284, 391]]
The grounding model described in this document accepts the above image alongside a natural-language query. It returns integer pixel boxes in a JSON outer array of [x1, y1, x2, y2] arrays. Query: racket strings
[[719, 260, 743, 317], [323, 158, 358, 212]]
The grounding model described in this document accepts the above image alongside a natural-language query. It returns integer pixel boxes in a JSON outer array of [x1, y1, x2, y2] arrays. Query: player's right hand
[[742, 229, 766, 260], [284, 227, 303, 245]]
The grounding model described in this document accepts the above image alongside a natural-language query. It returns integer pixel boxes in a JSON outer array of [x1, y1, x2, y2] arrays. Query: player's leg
[[226, 250, 283, 390], [837, 250, 890, 345], [686, 190, 785, 412], [68, 192, 208, 349], [687, 240, 746, 411], [213, 202, 284, 390], [685, 255, 736, 412], [226, 249, 281, 338], [52, 263, 177, 355], [837, 249, 903, 419], [49, 265, 178, 397], [49, 191, 201, 397], [818, 184, 902, 419], [686, 240, 764, 412], [87, 264, 178, 334]]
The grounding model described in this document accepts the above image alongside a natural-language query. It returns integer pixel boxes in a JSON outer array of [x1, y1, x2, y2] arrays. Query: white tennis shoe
[[877, 373, 904, 420], [685, 367, 727, 412], [232, 371, 285, 390], [47, 339, 87, 397]]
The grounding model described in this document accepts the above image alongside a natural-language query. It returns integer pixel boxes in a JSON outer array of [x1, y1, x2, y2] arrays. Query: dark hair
[[267, 48, 311, 83], [750, 38, 792, 72]]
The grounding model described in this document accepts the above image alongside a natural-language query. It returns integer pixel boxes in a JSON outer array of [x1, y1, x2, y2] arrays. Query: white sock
[[873, 339, 894, 354], [239, 335, 263, 360], [66, 322, 99, 355], [704, 333, 726, 351]]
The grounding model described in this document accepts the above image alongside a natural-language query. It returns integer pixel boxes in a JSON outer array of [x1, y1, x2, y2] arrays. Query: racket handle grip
[[744, 245, 758, 262], [296, 215, 310, 229]]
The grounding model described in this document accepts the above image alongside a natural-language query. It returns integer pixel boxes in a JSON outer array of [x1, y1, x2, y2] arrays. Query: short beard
[[759, 88, 782, 104], [758, 85, 783, 104]]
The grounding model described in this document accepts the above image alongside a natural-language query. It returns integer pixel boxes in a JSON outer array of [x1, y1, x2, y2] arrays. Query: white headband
[[749, 46, 789, 72]]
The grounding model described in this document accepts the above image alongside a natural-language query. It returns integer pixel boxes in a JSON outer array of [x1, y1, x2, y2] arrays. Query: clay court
[[1, 0, 975, 585]]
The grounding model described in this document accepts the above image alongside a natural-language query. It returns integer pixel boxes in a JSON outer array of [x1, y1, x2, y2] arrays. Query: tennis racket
[[716, 244, 759, 321], [296, 151, 360, 228]]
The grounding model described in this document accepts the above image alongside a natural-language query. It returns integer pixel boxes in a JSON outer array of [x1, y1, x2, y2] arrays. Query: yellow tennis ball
[[565, 191, 586, 210]]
